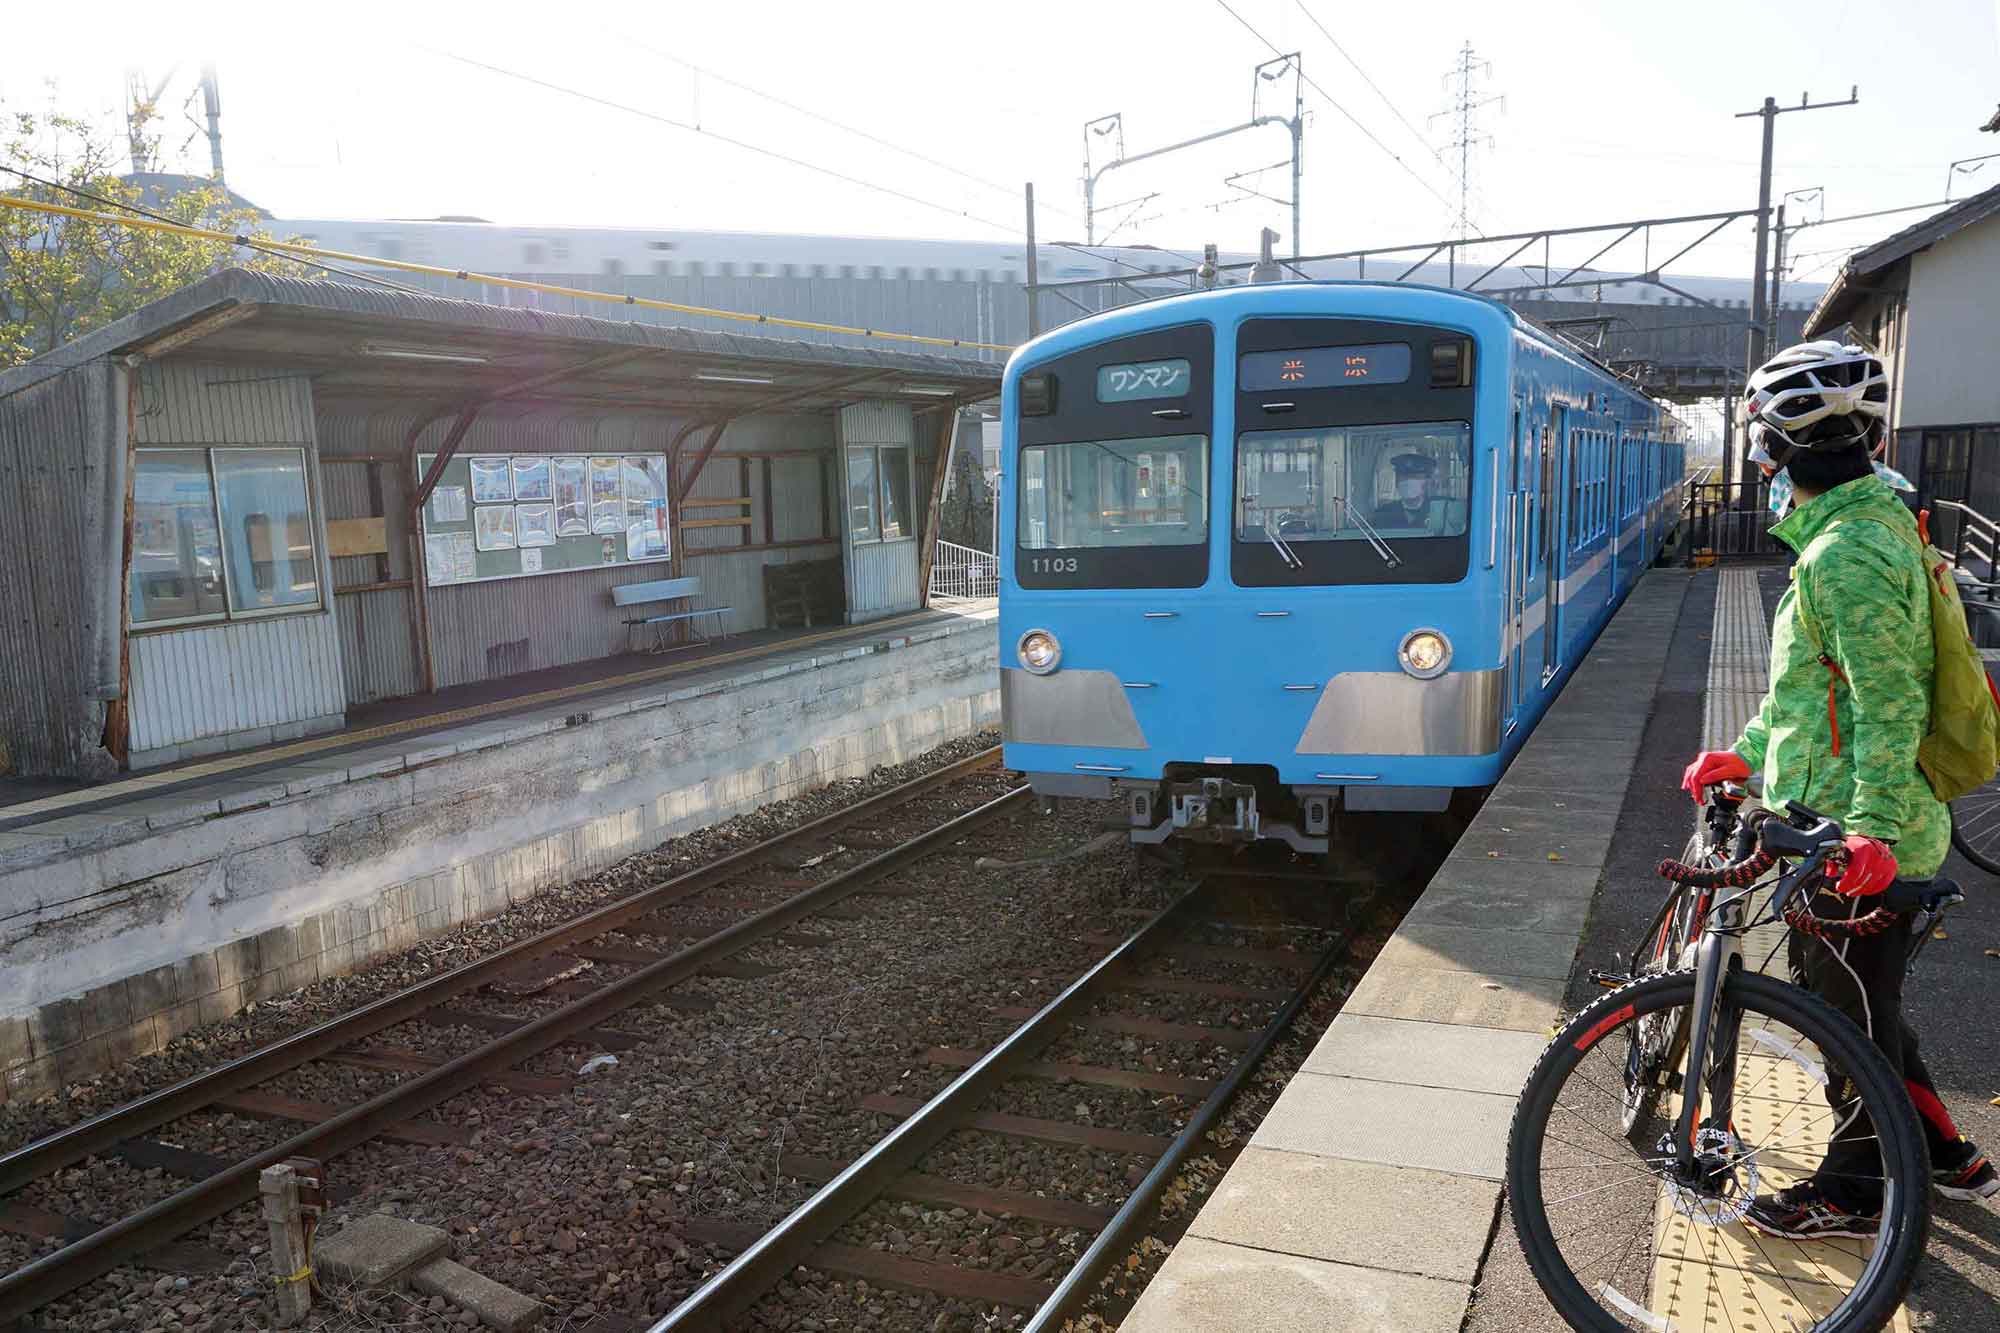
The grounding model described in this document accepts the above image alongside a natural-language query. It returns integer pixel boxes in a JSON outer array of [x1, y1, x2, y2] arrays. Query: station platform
[[0, 603, 998, 1104], [1123, 567, 2000, 1331]]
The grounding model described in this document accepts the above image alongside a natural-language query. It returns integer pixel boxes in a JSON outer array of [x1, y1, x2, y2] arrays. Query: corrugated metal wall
[[315, 404, 840, 695], [129, 617, 346, 751], [838, 401, 923, 622], [0, 364, 116, 778], [126, 362, 346, 755]]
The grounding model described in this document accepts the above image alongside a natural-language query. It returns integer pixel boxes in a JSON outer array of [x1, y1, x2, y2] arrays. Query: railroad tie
[[681, 1218, 1059, 1310], [923, 1047, 1216, 1098], [209, 1092, 473, 1148], [988, 1006, 1258, 1050], [777, 1154, 1115, 1230], [420, 1006, 648, 1050], [858, 1094, 1173, 1157], [0, 1202, 229, 1275]]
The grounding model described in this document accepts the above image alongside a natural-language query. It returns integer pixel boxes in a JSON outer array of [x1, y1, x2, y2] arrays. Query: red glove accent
[[1680, 750, 1751, 802], [1829, 834, 1897, 896]]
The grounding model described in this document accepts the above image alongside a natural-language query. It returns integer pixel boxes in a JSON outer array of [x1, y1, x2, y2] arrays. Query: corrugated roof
[[1806, 182, 2000, 336], [0, 267, 1003, 405]]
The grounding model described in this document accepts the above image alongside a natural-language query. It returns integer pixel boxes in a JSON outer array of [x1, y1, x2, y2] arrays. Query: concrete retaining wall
[[0, 615, 998, 1104]]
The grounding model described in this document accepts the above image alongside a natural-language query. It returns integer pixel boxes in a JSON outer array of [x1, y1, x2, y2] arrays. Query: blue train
[[997, 281, 1685, 853]]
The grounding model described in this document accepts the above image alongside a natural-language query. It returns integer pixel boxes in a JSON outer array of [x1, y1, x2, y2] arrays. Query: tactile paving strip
[[1704, 567, 1772, 752]]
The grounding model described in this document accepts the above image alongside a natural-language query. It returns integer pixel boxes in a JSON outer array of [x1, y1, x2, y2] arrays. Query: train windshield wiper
[[1262, 516, 1304, 570], [1329, 496, 1402, 569]]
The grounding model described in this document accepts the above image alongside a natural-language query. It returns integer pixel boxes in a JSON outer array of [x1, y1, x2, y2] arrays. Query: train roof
[[1010, 278, 1660, 405]]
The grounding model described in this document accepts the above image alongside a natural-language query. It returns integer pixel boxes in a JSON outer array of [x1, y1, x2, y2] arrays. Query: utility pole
[[1024, 183, 1041, 337], [200, 64, 225, 182], [1431, 43, 1502, 239], [1737, 89, 1857, 379]]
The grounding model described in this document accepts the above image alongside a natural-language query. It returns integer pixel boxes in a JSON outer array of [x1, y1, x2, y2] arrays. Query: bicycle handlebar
[[1657, 790, 1942, 933]]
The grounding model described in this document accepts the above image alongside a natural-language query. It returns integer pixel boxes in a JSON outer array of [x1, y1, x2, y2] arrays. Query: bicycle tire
[[1619, 886, 1692, 1133], [1510, 969, 1930, 1332], [1948, 785, 2000, 875]]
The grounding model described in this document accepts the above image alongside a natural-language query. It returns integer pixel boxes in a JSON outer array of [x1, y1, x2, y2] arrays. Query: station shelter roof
[[0, 267, 1003, 416]]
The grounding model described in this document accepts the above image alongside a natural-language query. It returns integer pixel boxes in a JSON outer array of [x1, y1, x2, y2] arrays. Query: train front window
[[1019, 435, 1207, 549], [1015, 434, 1208, 588], [1233, 421, 1472, 585]]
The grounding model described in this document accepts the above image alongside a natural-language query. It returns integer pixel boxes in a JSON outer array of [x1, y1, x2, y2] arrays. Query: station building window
[[130, 447, 322, 627], [846, 445, 913, 543]]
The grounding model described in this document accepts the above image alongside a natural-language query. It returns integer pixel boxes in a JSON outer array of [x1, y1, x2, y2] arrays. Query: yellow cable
[[0, 193, 1016, 354]]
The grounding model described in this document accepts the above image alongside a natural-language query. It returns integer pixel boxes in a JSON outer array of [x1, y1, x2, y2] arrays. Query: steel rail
[[650, 884, 1204, 1330], [1022, 921, 1354, 1331], [0, 748, 1000, 1197], [0, 777, 1030, 1322]]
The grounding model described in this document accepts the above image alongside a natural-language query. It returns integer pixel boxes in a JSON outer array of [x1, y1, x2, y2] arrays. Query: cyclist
[[1680, 340, 1997, 1240]]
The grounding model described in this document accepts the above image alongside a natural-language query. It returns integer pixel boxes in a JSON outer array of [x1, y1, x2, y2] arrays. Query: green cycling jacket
[[1732, 472, 1949, 878]]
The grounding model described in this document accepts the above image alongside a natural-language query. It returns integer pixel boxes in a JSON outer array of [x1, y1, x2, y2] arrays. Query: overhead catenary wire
[[1292, 0, 1459, 186], [0, 165, 435, 298], [431, 48, 1197, 286], [0, 194, 1015, 353], [1209, 0, 1465, 223]]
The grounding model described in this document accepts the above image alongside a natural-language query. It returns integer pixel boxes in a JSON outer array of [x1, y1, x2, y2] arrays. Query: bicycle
[[1509, 793, 1958, 1332]]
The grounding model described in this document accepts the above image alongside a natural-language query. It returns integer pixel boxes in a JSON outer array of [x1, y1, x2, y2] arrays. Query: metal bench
[[611, 576, 731, 654]]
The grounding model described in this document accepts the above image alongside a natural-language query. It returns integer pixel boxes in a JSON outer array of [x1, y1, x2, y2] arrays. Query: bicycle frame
[[1670, 811, 1842, 1179]]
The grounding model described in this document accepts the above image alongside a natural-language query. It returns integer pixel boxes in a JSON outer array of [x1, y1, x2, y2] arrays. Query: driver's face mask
[[1767, 467, 1794, 517]]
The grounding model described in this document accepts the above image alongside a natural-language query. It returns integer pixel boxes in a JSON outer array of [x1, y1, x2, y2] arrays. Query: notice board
[[416, 452, 672, 586]]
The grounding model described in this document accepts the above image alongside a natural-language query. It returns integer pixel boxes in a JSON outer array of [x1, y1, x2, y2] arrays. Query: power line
[[1210, 0, 1463, 221], [433, 48, 1024, 237], [0, 164, 433, 296], [434, 48, 1195, 287], [1292, 1, 1457, 184], [617, 34, 1086, 222]]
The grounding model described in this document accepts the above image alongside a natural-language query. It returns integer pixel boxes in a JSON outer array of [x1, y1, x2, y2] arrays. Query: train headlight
[[1398, 628, 1452, 680], [1018, 628, 1062, 675]]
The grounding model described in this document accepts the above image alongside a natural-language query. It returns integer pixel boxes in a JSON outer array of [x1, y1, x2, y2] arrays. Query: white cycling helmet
[[1744, 340, 1888, 454]]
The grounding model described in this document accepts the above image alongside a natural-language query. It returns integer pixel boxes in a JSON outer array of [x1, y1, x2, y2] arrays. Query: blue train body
[[997, 282, 1684, 851]]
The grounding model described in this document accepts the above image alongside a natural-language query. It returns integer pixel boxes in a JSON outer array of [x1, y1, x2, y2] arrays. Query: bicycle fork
[[1672, 897, 1749, 1180]]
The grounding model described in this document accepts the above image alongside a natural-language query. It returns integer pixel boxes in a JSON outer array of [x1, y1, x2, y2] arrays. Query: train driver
[[1370, 452, 1444, 532]]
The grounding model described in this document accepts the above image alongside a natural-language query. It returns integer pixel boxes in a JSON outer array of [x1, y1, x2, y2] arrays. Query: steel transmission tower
[[1430, 43, 1501, 239]]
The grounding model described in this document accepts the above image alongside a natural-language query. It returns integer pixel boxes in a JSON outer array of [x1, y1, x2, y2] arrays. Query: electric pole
[[1737, 89, 1857, 380], [1432, 43, 1501, 239], [200, 64, 225, 182]]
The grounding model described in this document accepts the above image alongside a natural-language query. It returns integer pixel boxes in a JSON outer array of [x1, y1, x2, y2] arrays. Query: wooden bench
[[611, 576, 731, 653]]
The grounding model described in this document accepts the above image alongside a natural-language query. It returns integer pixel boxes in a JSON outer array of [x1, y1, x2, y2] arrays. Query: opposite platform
[[1123, 570, 1692, 1331]]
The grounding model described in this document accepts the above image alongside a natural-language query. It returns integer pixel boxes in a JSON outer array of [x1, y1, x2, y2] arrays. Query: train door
[[1609, 429, 1623, 596], [1505, 402, 1527, 727], [1540, 405, 1567, 683]]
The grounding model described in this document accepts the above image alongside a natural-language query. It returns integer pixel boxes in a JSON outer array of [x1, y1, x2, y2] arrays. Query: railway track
[[0, 747, 1026, 1324], [658, 870, 1361, 1331]]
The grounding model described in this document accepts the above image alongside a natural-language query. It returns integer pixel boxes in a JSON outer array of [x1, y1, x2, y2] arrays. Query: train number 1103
[[1029, 557, 1080, 574]]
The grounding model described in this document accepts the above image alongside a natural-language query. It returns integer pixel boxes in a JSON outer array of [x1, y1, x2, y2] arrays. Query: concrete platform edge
[[1122, 571, 1692, 1333]]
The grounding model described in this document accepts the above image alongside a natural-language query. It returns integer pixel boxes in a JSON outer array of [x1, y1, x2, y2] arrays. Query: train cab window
[[1017, 434, 1208, 552], [1236, 422, 1470, 542]]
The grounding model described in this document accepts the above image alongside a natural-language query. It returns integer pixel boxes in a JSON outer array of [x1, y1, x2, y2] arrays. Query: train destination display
[[1239, 343, 1412, 391], [1095, 358, 1192, 402]]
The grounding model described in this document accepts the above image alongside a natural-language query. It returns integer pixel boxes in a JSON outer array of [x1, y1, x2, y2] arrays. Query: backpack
[[1795, 513, 2000, 803]]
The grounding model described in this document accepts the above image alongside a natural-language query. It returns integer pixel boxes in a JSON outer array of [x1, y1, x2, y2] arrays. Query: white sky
[[4, 0, 1997, 292]]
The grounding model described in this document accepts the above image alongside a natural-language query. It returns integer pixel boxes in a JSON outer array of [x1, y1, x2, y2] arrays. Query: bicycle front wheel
[[1509, 970, 1930, 1332]]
